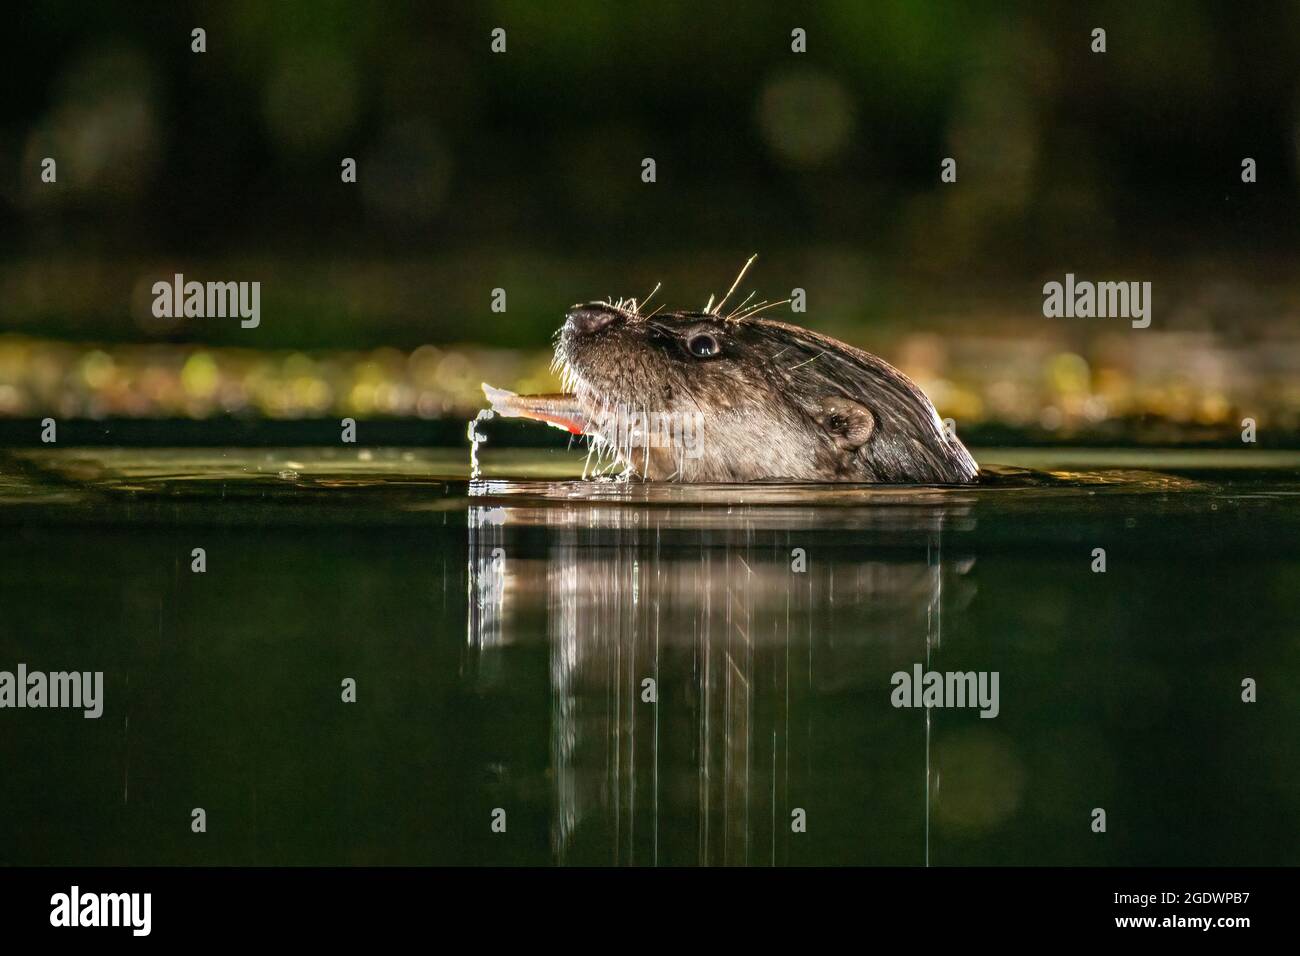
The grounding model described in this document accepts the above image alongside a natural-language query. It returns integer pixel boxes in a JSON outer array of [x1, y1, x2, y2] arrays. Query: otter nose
[[565, 304, 621, 336]]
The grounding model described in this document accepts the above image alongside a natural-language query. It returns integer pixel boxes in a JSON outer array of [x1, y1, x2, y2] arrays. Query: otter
[[481, 268, 979, 484]]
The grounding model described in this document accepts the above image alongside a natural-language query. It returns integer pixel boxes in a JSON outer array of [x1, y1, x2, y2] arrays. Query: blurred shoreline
[[3, 312, 1297, 441]]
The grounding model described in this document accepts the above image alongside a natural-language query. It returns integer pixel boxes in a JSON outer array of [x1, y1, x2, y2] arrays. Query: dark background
[[2, 0, 1299, 434]]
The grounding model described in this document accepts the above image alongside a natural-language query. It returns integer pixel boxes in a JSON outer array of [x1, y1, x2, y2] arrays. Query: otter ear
[[818, 396, 875, 450]]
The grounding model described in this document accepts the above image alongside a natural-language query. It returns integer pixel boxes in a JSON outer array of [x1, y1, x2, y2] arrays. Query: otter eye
[[686, 333, 721, 358]]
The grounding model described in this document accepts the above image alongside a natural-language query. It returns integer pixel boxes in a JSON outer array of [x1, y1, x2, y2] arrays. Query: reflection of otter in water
[[484, 264, 979, 484], [466, 499, 977, 864]]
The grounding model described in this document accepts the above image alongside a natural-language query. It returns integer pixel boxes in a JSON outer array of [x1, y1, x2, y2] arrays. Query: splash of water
[[467, 408, 495, 479]]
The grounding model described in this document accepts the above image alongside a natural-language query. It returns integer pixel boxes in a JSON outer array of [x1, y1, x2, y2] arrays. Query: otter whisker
[[727, 298, 768, 322], [787, 351, 826, 372], [733, 298, 793, 322], [726, 290, 757, 320], [639, 281, 662, 314], [711, 253, 759, 316]]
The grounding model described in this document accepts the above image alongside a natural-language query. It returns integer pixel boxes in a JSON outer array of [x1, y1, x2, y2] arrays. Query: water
[[1, 446, 1298, 865]]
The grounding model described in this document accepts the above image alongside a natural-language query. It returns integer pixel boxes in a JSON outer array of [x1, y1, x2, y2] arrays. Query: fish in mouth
[[480, 261, 979, 484]]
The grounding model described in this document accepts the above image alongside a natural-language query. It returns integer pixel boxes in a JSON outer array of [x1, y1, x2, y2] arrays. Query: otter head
[[551, 299, 979, 484]]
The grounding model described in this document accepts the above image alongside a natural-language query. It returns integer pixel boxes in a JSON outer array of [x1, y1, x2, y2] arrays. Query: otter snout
[[565, 303, 623, 336]]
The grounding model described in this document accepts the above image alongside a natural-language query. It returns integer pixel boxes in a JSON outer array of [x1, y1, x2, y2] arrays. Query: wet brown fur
[[553, 293, 980, 484]]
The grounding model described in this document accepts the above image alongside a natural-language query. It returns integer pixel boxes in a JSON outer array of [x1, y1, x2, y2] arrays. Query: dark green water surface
[[1, 446, 1297, 865]]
